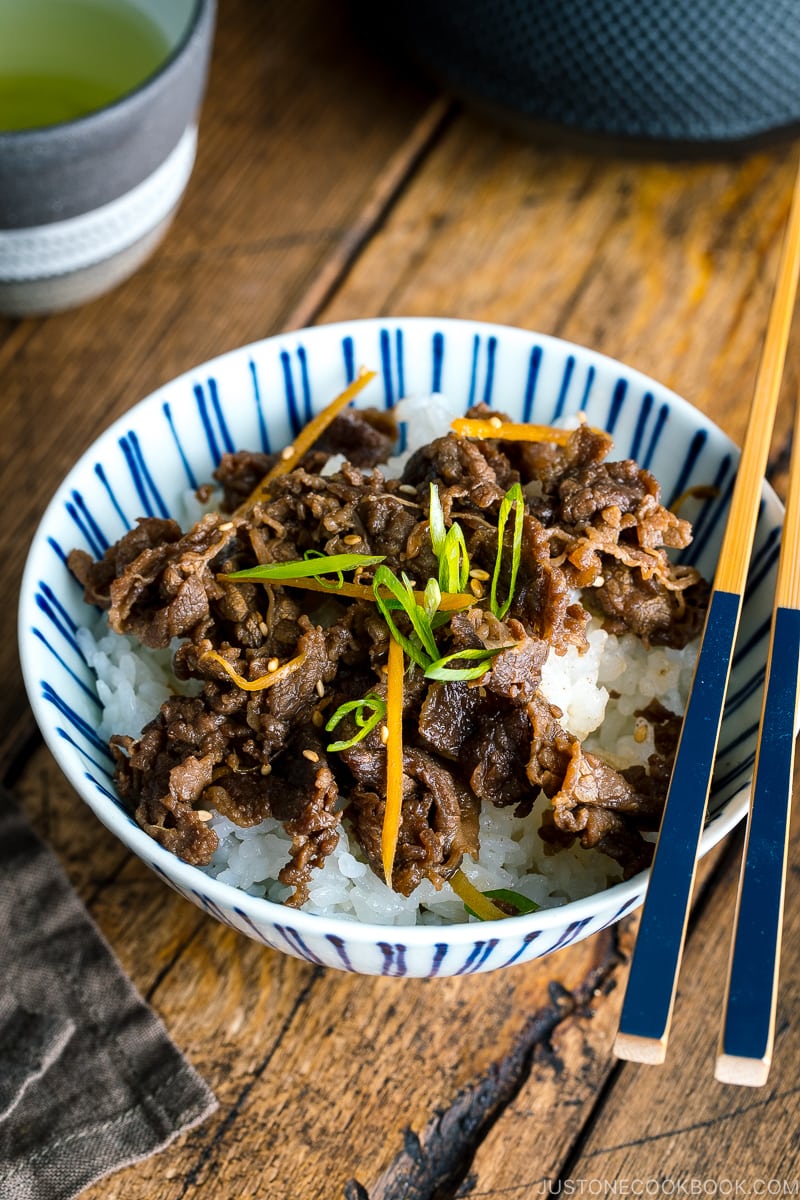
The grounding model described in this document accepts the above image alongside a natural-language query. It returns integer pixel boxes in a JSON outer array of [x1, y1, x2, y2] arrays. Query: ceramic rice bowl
[[18, 318, 781, 977]]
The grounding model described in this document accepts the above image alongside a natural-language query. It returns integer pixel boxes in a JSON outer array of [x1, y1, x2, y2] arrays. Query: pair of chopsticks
[[614, 158, 800, 1087]]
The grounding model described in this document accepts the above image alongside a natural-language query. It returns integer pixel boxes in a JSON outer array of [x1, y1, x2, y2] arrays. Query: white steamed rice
[[76, 394, 698, 926]]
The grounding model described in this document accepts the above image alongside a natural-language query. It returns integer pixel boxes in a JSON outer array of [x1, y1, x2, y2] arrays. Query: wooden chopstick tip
[[714, 1052, 771, 1088], [613, 1031, 668, 1066]]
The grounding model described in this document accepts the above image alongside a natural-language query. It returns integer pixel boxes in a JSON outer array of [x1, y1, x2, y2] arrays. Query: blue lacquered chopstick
[[715, 384, 800, 1087], [614, 159, 800, 1067]]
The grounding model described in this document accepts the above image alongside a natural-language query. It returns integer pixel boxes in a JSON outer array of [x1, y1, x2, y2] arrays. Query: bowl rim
[[19, 315, 777, 947]]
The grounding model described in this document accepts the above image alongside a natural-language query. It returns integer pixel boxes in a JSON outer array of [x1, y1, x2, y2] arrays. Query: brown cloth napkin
[[0, 786, 217, 1200]]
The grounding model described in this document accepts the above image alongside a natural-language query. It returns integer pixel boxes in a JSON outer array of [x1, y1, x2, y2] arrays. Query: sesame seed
[[343, 533, 362, 545], [196, 810, 213, 822], [634, 720, 648, 744], [267, 658, 279, 672], [312, 710, 324, 728], [303, 749, 320, 763], [219, 521, 234, 532], [593, 577, 606, 588], [470, 579, 484, 598], [489, 416, 503, 430], [398, 484, 417, 495], [259, 621, 269, 637], [316, 679, 325, 697], [260, 763, 272, 776], [469, 568, 490, 581], [380, 725, 389, 744], [280, 445, 295, 460]]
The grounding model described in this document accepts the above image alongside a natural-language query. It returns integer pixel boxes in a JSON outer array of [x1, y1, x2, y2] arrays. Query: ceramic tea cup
[[0, 0, 215, 316]]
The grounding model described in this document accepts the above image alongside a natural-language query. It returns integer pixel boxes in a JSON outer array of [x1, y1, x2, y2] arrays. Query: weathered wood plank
[[1, 0, 437, 770], [514, 779, 800, 1194]]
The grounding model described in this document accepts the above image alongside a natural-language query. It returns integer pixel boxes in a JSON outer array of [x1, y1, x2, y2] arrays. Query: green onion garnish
[[429, 483, 471, 594], [372, 565, 439, 669], [325, 692, 387, 752], [224, 553, 385, 582], [423, 577, 441, 620], [423, 645, 506, 682], [490, 482, 525, 619], [429, 483, 446, 558], [303, 548, 343, 590], [439, 523, 470, 594]]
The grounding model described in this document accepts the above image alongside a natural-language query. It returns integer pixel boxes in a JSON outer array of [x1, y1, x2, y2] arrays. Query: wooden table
[[5, 1, 800, 1194]]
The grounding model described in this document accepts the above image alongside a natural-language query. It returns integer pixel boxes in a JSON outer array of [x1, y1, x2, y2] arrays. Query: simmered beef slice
[[214, 449, 276, 511], [205, 741, 342, 909], [250, 463, 421, 566], [302, 407, 398, 469], [213, 408, 399, 511], [191, 619, 357, 760], [466, 707, 538, 813], [343, 744, 479, 895], [620, 699, 683, 815], [509, 423, 614, 506], [525, 694, 658, 878], [401, 432, 515, 510], [591, 560, 708, 648], [68, 517, 183, 611], [75, 511, 251, 649], [111, 695, 231, 865], [113, 690, 341, 903], [417, 680, 484, 760]]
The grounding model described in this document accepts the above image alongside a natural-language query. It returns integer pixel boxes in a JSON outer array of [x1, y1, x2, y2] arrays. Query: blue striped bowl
[[18, 318, 781, 976]]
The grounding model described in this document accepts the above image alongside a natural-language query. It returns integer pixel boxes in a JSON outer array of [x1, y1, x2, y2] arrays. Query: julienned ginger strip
[[451, 416, 575, 443], [241, 573, 475, 610], [239, 367, 377, 511], [200, 648, 306, 691], [381, 636, 405, 886], [449, 869, 508, 921]]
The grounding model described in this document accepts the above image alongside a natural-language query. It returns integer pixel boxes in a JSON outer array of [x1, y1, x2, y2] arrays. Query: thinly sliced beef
[[467, 707, 537, 812], [262, 734, 340, 907], [526, 694, 658, 878], [592, 560, 708, 648], [68, 517, 183, 610], [302, 407, 398, 469], [73, 406, 707, 902], [348, 746, 480, 896]]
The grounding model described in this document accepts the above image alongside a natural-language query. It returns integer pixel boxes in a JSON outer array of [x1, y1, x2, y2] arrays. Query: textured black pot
[[359, 0, 800, 155]]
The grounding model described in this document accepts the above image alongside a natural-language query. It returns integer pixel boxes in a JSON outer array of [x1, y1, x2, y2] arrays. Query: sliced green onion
[[423, 577, 441, 620], [463, 888, 539, 919], [439, 523, 470, 594], [490, 482, 525, 619], [303, 548, 343, 590], [400, 572, 440, 662], [429, 483, 446, 557], [423, 645, 506, 682], [429, 483, 471, 594], [224, 553, 385, 582], [373, 566, 439, 668], [325, 692, 387, 752]]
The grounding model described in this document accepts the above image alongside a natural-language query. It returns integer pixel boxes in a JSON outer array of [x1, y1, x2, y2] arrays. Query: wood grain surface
[[4, 1, 800, 1197]]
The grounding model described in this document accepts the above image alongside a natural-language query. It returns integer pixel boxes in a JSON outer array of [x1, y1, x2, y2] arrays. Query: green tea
[[0, 0, 171, 132]]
